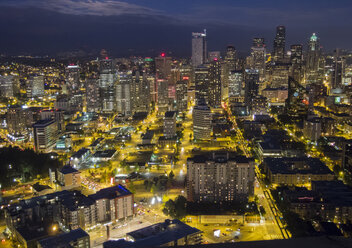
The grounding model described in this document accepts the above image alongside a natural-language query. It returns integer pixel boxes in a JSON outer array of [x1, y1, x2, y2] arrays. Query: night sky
[[1, 0, 352, 57]]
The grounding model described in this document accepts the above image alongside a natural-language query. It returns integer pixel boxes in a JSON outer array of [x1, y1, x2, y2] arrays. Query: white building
[[192, 30, 207, 67]]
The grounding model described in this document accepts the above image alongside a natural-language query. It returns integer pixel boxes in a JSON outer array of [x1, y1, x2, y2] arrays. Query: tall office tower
[[222, 45, 237, 99], [176, 80, 188, 113], [147, 75, 157, 104], [144, 57, 155, 75], [131, 71, 150, 113], [32, 119, 58, 153], [65, 65, 81, 95], [40, 109, 65, 134], [208, 59, 222, 108], [157, 79, 169, 113], [306, 33, 321, 82], [66, 65, 83, 112], [170, 67, 181, 86], [224, 45, 236, 70], [85, 77, 100, 112], [332, 49, 344, 89], [250, 38, 266, 81], [179, 64, 193, 87], [116, 72, 132, 116], [187, 152, 255, 203], [27, 75, 44, 98], [290, 44, 303, 82], [253, 38, 265, 48], [193, 100, 212, 140], [194, 65, 210, 104], [273, 25, 286, 62], [244, 69, 259, 105], [155, 53, 172, 81], [208, 51, 221, 61], [0, 75, 20, 98], [270, 63, 290, 88], [7, 105, 26, 136], [164, 111, 177, 138], [99, 58, 117, 112], [228, 70, 243, 97], [192, 30, 207, 67]]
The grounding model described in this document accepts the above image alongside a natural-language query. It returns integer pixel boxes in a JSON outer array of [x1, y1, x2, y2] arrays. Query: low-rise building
[[38, 228, 90, 248], [70, 148, 90, 168], [263, 157, 335, 187], [103, 219, 202, 248], [90, 185, 134, 223], [164, 111, 177, 138], [5, 185, 134, 234], [281, 180, 352, 223], [57, 165, 81, 189], [92, 149, 117, 162]]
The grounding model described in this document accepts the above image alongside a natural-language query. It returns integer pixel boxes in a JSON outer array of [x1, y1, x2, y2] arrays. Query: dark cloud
[[2, 0, 162, 17], [1, 1, 352, 56]]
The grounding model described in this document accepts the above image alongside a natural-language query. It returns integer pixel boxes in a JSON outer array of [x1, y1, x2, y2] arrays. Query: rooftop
[[59, 165, 79, 175], [38, 228, 89, 248], [264, 157, 334, 175], [104, 219, 201, 248], [32, 183, 52, 192], [90, 184, 132, 200], [165, 111, 176, 118], [188, 152, 253, 164], [93, 149, 117, 158], [33, 119, 56, 127], [72, 148, 90, 158]]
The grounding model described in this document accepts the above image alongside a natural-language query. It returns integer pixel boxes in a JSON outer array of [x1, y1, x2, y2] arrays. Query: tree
[[174, 195, 187, 220], [163, 200, 176, 217], [169, 170, 175, 180]]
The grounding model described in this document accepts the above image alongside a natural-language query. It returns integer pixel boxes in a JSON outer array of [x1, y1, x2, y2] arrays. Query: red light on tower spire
[[161, 53, 165, 57]]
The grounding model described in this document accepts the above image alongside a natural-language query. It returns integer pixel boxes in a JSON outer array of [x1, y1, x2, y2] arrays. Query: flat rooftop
[[264, 157, 334, 175]]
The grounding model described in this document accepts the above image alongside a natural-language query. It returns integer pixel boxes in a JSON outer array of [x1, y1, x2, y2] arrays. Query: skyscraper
[[228, 70, 243, 98], [27, 75, 45, 98], [208, 59, 222, 108], [85, 77, 101, 112], [222, 45, 237, 100], [7, 105, 26, 136], [332, 54, 343, 89], [99, 58, 117, 112], [194, 65, 210, 104], [193, 101, 212, 141], [244, 69, 259, 105], [176, 80, 188, 113], [65, 65, 81, 95], [155, 54, 172, 81], [192, 30, 207, 67], [253, 38, 265, 48], [306, 33, 321, 82], [0, 75, 19, 98], [116, 72, 132, 116], [131, 71, 150, 113], [250, 38, 266, 80], [273, 26, 286, 62], [290, 44, 303, 82]]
